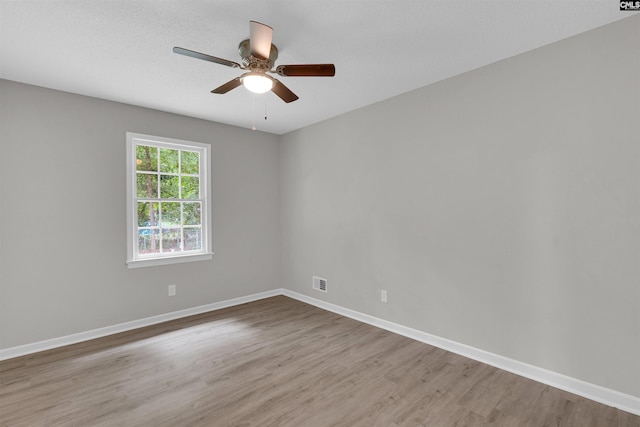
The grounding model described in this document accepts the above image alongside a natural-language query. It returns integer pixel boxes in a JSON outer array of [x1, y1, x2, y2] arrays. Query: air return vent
[[312, 276, 327, 293]]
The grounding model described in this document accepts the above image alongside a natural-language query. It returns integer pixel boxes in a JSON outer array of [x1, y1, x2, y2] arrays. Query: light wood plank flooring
[[1, 296, 638, 426]]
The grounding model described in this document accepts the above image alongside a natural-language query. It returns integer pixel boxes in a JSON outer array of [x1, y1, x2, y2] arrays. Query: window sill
[[126, 252, 214, 269]]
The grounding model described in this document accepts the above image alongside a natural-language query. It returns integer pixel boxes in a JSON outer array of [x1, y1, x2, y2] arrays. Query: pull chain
[[264, 94, 268, 121], [251, 93, 256, 131]]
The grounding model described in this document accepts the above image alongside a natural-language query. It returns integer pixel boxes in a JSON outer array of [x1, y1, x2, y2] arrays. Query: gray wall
[[280, 16, 640, 397], [0, 80, 281, 348]]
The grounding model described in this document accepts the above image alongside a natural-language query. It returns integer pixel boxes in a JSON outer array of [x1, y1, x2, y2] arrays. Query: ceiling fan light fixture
[[174, 21, 335, 103], [242, 73, 273, 94]]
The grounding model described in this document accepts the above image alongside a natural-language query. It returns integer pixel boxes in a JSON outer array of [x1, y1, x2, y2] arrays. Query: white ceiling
[[0, 1, 634, 135]]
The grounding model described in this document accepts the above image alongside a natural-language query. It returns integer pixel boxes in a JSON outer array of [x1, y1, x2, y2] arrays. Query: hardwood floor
[[0, 296, 637, 426]]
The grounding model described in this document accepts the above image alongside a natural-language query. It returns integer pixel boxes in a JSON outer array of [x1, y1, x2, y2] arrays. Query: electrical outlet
[[381, 290, 388, 303], [168, 284, 176, 297]]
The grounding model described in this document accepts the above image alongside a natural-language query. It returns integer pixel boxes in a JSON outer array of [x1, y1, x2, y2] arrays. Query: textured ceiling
[[0, 1, 634, 134]]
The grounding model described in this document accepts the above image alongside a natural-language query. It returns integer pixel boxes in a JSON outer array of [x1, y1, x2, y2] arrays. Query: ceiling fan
[[173, 21, 335, 103]]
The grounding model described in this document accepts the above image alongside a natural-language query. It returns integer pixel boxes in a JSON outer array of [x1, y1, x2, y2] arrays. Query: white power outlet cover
[[381, 290, 388, 303], [168, 284, 177, 296]]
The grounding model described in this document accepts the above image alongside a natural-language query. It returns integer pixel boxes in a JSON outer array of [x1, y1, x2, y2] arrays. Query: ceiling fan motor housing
[[238, 39, 278, 71]]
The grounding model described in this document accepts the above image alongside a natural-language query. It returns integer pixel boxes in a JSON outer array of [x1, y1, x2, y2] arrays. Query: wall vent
[[312, 276, 328, 293]]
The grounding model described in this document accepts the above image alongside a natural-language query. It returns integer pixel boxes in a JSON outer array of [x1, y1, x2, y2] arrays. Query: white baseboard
[[1, 287, 638, 416], [0, 289, 280, 362], [281, 289, 640, 416]]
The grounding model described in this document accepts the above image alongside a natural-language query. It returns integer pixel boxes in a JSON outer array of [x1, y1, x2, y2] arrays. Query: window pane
[[161, 228, 181, 252], [183, 202, 201, 226], [181, 176, 199, 199], [137, 202, 159, 227], [136, 145, 158, 171], [160, 148, 179, 173], [138, 228, 160, 254], [160, 175, 179, 199], [160, 202, 180, 227], [128, 134, 209, 266], [181, 151, 199, 174], [137, 174, 158, 198], [184, 228, 202, 251]]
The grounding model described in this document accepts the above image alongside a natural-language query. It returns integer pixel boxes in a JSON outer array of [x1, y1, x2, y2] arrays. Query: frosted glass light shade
[[242, 74, 274, 94]]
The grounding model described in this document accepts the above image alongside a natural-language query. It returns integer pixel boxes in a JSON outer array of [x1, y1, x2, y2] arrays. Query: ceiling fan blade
[[211, 77, 243, 94], [271, 79, 299, 103], [276, 64, 336, 77], [249, 21, 273, 60], [173, 47, 241, 69]]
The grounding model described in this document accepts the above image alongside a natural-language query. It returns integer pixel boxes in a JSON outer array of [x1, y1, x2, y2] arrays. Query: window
[[126, 133, 212, 268]]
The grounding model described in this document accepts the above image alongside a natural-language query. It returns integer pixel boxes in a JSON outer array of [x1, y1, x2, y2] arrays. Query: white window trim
[[126, 132, 213, 268]]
